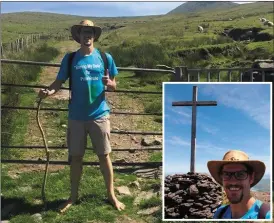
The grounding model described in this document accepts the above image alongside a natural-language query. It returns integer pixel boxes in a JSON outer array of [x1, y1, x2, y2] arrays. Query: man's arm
[[104, 53, 118, 91], [38, 79, 65, 98], [107, 76, 116, 91], [102, 70, 116, 91]]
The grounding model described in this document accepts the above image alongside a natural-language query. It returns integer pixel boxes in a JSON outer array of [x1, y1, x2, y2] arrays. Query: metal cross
[[172, 86, 217, 173]]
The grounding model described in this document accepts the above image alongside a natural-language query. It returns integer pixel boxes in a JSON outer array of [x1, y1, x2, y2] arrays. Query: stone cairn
[[164, 172, 223, 219]]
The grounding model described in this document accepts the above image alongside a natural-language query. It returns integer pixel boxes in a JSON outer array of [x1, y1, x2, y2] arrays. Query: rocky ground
[[251, 191, 271, 203], [165, 173, 223, 219]]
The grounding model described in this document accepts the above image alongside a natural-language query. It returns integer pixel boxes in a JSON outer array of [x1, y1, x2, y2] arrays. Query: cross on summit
[[172, 86, 217, 173]]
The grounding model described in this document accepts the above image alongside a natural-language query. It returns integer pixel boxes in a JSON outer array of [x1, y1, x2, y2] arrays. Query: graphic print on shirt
[[75, 62, 103, 104], [57, 49, 118, 120]]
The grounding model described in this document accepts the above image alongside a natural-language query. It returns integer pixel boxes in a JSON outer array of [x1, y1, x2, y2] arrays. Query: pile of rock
[[164, 172, 223, 219]]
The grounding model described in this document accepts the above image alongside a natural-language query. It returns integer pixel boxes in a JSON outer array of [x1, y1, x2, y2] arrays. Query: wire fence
[[1, 59, 169, 167], [1, 34, 70, 57], [2, 58, 273, 167]]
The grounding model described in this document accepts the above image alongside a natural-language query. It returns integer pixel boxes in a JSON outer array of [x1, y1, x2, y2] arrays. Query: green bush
[[108, 41, 172, 70], [1, 41, 60, 158], [246, 47, 273, 60], [139, 196, 161, 209], [144, 99, 162, 114]]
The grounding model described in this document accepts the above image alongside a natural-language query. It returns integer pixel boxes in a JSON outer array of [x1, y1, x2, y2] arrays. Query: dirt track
[[23, 40, 162, 170]]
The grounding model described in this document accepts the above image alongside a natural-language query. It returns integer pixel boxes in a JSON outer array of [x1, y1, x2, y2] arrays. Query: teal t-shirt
[[57, 48, 118, 120], [213, 200, 271, 219]]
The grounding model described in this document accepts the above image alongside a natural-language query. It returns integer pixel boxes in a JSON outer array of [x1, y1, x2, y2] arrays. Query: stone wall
[[164, 172, 223, 219]]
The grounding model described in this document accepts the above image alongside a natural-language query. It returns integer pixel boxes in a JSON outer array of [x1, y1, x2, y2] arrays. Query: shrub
[[1, 41, 60, 158]]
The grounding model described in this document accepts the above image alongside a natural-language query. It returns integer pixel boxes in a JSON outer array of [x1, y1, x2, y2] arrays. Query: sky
[[1, 1, 256, 17], [163, 83, 271, 178]]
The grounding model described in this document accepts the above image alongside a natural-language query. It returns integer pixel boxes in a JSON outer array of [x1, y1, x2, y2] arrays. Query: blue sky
[[1, 1, 254, 17], [164, 83, 271, 178]]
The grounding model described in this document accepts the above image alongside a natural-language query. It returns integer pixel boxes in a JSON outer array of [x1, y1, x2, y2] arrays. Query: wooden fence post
[[20, 38, 22, 51], [173, 67, 183, 81], [21, 38, 24, 50], [1, 43, 3, 57], [16, 39, 19, 52]]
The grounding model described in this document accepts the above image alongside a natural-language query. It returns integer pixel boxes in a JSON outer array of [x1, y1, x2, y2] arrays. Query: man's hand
[[102, 70, 116, 91], [38, 79, 63, 99], [38, 88, 55, 99]]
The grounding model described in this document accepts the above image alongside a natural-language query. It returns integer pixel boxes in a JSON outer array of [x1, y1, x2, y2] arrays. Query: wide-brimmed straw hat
[[207, 150, 265, 187], [71, 20, 102, 43]]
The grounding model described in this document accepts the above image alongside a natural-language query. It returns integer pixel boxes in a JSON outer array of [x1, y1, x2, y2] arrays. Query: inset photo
[[162, 83, 272, 221]]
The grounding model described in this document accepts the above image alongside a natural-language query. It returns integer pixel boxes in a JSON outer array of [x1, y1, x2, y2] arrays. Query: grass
[[149, 152, 162, 162], [246, 41, 274, 55], [139, 196, 161, 209], [1, 164, 161, 223], [2, 1, 273, 70], [1, 39, 163, 222], [1, 41, 60, 159], [2, 3, 274, 221]]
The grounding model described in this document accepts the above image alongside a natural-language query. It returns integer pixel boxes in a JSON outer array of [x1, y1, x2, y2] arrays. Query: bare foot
[[108, 196, 126, 211], [58, 199, 75, 214]]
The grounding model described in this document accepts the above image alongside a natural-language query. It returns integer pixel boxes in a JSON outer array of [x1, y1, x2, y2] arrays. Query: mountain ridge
[[167, 1, 239, 15]]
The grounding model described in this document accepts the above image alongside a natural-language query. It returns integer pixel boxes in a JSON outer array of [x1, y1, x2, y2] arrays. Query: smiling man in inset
[[207, 150, 270, 219]]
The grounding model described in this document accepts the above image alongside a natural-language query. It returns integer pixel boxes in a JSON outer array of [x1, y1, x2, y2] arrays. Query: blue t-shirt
[[213, 200, 271, 219], [57, 48, 118, 120]]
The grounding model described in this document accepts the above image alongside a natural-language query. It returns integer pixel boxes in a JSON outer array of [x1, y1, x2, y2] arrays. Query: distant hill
[[167, 1, 238, 15], [252, 178, 270, 192]]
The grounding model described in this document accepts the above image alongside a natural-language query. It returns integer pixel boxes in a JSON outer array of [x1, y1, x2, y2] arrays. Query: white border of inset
[[162, 82, 272, 221]]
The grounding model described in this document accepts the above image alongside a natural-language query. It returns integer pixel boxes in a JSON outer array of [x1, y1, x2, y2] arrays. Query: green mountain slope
[[167, 1, 238, 14], [1, 1, 273, 69]]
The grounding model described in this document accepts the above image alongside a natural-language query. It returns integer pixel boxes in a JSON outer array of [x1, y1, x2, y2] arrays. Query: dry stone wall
[[164, 172, 223, 219]]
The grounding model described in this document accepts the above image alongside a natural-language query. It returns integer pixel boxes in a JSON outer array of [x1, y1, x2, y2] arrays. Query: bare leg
[[59, 155, 83, 213], [98, 154, 125, 211]]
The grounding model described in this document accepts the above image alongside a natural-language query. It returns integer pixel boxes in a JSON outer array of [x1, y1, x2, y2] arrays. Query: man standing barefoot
[[38, 20, 125, 212]]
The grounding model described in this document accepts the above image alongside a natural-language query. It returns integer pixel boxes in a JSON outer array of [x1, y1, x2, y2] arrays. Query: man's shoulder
[[265, 211, 271, 219], [62, 51, 77, 61], [213, 204, 229, 218], [254, 200, 271, 219], [94, 48, 113, 59]]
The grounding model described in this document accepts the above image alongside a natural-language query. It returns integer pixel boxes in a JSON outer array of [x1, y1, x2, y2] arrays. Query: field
[[1, 1, 274, 222], [1, 1, 274, 69]]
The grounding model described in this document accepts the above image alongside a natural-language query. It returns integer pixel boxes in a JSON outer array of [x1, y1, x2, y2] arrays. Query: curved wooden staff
[[36, 98, 50, 209]]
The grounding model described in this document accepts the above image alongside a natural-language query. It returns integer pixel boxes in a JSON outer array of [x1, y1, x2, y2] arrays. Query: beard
[[225, 185, 244, 204], [228, 191, 244, 204]]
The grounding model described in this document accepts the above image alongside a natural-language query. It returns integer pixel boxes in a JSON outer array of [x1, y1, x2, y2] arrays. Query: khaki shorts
[[67, 116, 111, 157]]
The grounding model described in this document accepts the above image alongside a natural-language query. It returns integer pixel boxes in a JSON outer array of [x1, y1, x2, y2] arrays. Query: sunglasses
[[220, 170, 249, 181], [80, 29, 94, 35]]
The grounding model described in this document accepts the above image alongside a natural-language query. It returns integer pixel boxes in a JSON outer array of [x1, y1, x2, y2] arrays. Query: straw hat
[[207, 150, 265, 187], [71, 20, 102, 43]]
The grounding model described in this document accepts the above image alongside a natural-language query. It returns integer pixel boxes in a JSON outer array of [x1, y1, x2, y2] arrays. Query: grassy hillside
[[1, 2, 273, 69], [167, 1, 237, 15], [1, 3, 274, 223], [1, 12, 157, 43]]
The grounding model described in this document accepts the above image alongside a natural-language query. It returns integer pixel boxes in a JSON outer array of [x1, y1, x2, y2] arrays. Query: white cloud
[[199, 122, 219, 135], [248, 153, 271, 175], [2, 2, 184, 16], [164, 134, 271, 175], [201, 85, 270, 130], [105, 2, 183, 15], [170, 107, 191, 118], [166, 106, 219, 135], [165, 136, 190, 147], [165, 135, 231, 155], [165, 162, 209, 175]]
